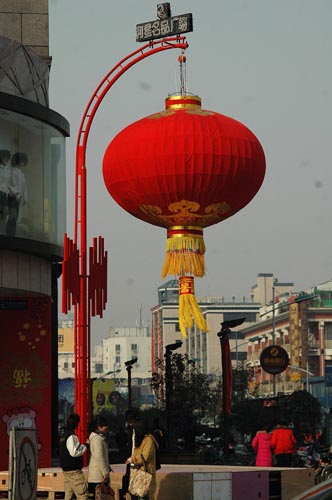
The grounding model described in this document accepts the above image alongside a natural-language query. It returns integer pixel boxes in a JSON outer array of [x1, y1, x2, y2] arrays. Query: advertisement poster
[[0, 297, 52, 470]]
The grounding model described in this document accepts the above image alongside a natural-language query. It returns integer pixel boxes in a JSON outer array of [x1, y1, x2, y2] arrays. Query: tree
[[232, 390, 322, 441], [278, 390, 322, 442], [152, 352, 222, 446]]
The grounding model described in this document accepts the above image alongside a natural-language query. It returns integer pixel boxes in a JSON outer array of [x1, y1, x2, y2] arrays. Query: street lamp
[[125, 358, 138, 410], [217, 317, 245, 458], [165, 341, 183, 447], [61, 27, 189, 442]]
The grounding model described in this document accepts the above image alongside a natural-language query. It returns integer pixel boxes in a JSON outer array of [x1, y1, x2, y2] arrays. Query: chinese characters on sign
[[260, 345, 289, 375], [136, 3, 193, 43], [0, 299, 27, 310], [13, 368, 32, 389]]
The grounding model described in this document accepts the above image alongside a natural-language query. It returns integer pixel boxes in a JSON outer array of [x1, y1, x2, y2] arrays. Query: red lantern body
[[103, 95, 266, 231], [103, 94, 266, 337]]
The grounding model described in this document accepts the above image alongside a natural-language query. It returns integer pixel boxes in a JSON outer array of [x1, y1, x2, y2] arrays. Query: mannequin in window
[[6, 152, 28, 237], [0, 150, 11, 234]]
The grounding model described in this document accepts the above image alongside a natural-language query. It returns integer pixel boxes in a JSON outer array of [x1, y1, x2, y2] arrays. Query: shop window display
[[0, 108, 66, 246]]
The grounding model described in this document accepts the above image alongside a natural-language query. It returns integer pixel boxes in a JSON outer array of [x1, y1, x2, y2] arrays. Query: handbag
[[128, 455, 153, 497], [95, 482, 115, 500]]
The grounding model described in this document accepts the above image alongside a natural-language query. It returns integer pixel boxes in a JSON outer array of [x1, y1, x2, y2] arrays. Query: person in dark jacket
[[59, 413, 89, 500]]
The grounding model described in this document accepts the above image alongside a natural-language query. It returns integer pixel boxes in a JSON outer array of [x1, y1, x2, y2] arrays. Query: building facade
[[0, 0, 69, 468], [244, 280, 332, 404], [151, 274, 290, 375], [58, 322, 155, 415]]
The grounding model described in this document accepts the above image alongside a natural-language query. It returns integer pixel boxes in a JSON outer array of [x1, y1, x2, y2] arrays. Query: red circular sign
[[18, 436, 37, 500], [260, 345, 289, 374]]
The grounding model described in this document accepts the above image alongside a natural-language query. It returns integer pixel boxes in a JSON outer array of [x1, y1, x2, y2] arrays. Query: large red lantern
[[103, 94, 266, 337]]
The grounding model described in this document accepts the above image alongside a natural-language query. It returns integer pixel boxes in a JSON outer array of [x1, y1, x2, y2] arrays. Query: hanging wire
[[178, 51, 187, 96]]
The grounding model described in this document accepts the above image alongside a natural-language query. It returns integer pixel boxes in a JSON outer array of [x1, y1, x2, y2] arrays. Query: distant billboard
[[92, 378, 116, 414]]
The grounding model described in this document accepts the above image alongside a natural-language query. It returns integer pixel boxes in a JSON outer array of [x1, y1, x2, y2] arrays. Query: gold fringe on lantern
[[162, 227, 206, 278], [178, 276, 208, 338]]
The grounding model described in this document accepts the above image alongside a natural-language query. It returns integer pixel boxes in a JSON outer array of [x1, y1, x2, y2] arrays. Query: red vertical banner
[[0, 296, 52, 470]]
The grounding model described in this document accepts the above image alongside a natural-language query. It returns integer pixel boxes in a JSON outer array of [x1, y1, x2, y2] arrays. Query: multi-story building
[[151, 274, 291, 374], [0, 1, 69, 468], [244, 280, 332, 404], [102, 325, 152, 380], [58, 318, 75, 378], [58, 317, 105, 379], [102, 326, 154, 407], [58, 322, 155, 411]]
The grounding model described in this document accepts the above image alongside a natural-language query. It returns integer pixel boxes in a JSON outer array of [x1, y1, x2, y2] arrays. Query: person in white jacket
[[88, 416, 112, 500]]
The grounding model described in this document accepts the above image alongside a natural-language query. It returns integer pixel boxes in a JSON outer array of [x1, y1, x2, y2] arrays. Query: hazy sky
[[49, 1, 332, 347]]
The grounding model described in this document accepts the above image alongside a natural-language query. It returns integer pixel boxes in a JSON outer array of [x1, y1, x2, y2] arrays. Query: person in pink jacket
[[252, 425, 273, 466]]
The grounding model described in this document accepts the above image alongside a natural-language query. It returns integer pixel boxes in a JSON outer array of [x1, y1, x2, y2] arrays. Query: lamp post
[[165, 341, 183, 448], [125, 358, 138, 410], [217, 317, 245, 458], [61, 8, 190, 442]]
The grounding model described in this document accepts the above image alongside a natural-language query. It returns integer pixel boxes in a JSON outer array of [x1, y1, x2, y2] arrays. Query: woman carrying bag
[[126, 419, 159, 500]]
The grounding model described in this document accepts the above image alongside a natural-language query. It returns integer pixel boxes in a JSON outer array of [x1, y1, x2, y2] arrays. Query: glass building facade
[[0, 92, 69, 258]]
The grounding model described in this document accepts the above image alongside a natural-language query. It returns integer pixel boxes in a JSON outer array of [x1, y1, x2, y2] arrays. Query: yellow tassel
[[162, 227, 206, 278], [178, 276, 209, 338]]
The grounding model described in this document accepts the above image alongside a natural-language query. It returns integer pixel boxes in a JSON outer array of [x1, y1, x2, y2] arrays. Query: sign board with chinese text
[[136, 4, 193, 42], [0, 296, 52, 470], [260, 345, 289, 375]]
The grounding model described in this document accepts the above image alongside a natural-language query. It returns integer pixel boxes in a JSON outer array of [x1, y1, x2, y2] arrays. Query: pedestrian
[[87, 416, 112, 500], [119, 408, 141, 500], [125, 418, 159, 500], [271, 420, 297, 467], [251, 425, 273, 466], [59, 413, 89, 500]]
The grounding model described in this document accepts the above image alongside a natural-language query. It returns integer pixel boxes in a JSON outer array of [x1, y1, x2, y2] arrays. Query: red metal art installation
[[62, 37, 188, 442]]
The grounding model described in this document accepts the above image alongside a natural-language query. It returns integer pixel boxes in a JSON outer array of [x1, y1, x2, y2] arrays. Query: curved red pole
[[72, 36, 188, 442]]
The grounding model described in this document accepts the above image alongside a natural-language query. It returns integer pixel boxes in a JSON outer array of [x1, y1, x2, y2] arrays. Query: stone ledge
[[0, 464, 315, 500]]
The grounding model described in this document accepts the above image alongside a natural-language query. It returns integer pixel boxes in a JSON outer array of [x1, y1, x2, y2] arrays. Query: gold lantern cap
[[165, 93, 201, 110]]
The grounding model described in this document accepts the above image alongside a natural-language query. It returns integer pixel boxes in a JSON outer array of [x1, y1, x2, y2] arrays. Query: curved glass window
[[0, 108, 66, 246]]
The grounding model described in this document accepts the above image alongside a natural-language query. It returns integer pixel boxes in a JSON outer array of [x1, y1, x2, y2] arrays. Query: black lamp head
[[217, 317, 246, 337], [165, 341, 183, 352], [125, 357, 138, 367]]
